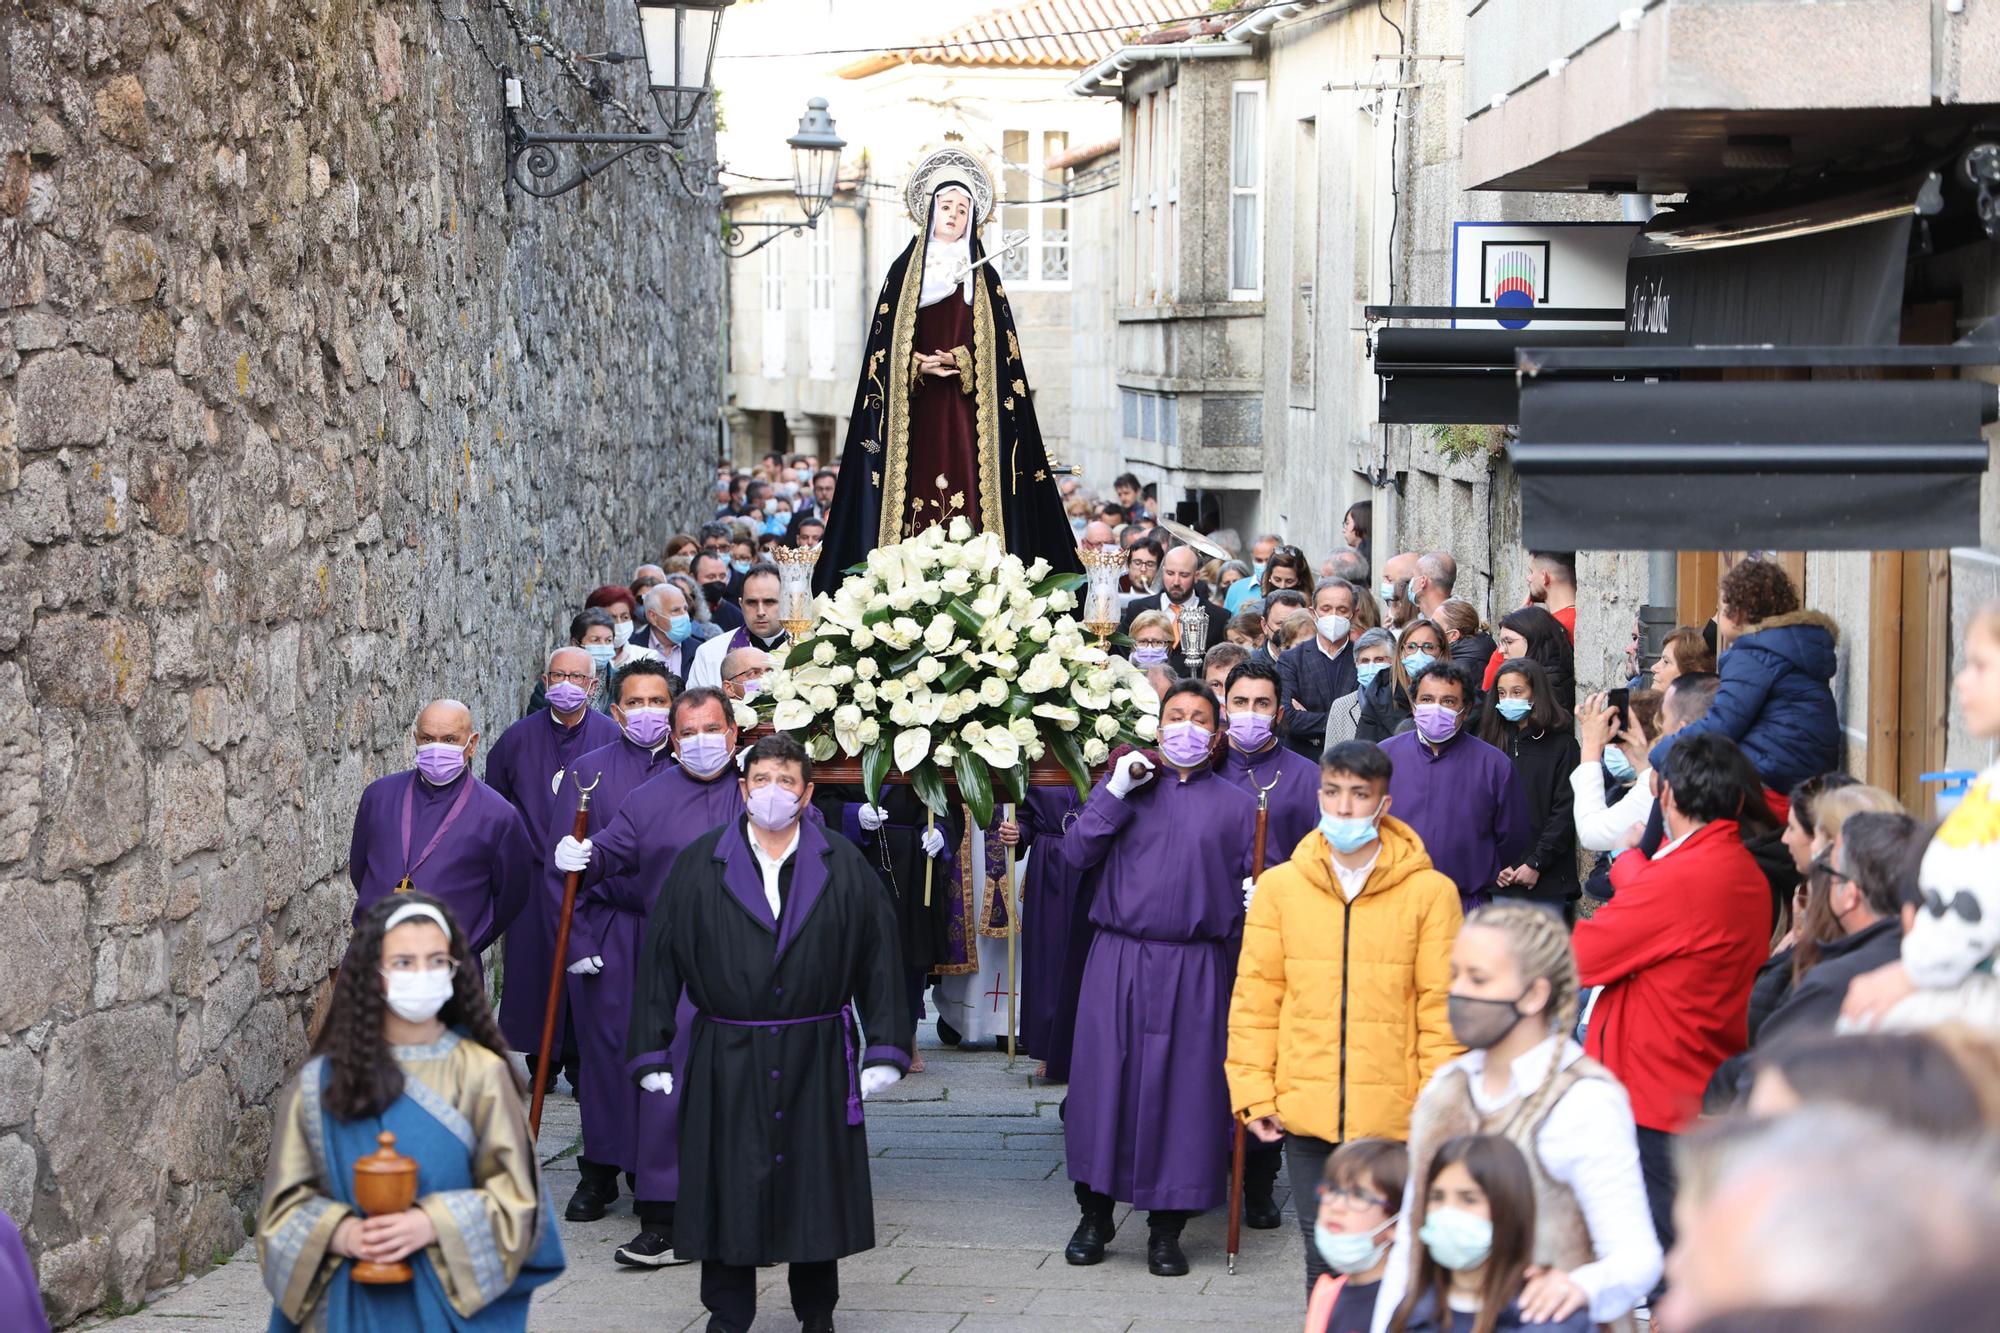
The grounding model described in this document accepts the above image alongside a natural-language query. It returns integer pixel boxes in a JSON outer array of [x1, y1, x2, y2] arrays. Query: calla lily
[[894, 726, 932, 773]]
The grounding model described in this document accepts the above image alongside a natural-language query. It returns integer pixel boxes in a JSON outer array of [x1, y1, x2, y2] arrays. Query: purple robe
[[1016, 787, 1085, 1071], [1379, 729, 1531, 906], [0, 1210, 49, 1333], [485, 706, 623, 1049], [1062, 766, 1256, 1211], [554, 736, 685, 1193], [1218, 739, 1323, 870], [348, 769, 533, 958]]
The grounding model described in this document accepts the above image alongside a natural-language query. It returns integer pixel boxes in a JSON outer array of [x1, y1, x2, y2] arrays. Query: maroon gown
[[904, 293, 982, 537]]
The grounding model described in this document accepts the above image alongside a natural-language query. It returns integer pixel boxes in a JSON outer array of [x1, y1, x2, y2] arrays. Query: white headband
[[384, 902, 452, 936]]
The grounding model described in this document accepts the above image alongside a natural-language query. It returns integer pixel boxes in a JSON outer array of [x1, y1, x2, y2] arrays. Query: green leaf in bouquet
[[951, 747, 995, 829], [908, 759, 951, 820], [861, 742, 892, 806], [1044, 726, 1094, 800], [1001, 756, 1028, 805], [885, 642, 930, 676], [862, 604, 900, 627], [1108, 631, 1136, 650], [1031, 571, 1086, 598], [1003, 691, 1034, 719], [937, 660, 977, 694], [944, 596, 986, 638]]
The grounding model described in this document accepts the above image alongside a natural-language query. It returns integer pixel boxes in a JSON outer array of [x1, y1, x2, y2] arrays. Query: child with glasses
[[1304, 1138, 1406, 1333]]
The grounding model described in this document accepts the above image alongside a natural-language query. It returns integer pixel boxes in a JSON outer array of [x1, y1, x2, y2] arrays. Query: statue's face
[[932, 189, 971, 243]]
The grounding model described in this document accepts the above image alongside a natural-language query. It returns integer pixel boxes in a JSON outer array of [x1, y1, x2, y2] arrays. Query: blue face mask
[[1496, 698, 1532, 723], [1319, 799, 1385, 855], [1356, 661, 1388, 690], [664, 613, 693, 645], [1604, 746, 1636, 781], [1401, 651, 1435, 677], [582, 643, 616, 672], [731, 559, 752, 576], [764, 514, 789, 536], [1418, 1207, 1494, 1272]]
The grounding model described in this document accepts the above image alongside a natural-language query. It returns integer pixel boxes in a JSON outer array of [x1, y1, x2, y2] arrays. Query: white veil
[[917, 184, 975, 309]]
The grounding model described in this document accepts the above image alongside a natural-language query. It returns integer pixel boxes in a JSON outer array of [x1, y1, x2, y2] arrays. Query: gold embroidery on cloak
[[970, 272, 1004, 536], [878, 223, 928, 541]]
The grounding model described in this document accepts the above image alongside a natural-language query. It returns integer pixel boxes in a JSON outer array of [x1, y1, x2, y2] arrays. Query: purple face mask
[[1132, 645, 1171, 668], [415, 742, 467, 785], [678, 730, 733, 776], [1412, 703, 1461, 744], [1159, 720, 1214, 768], [1227, 711, 1274, 750], [623, 706, 671, 749], [746, 783, 801, 831], [546, 681, 588, 714]]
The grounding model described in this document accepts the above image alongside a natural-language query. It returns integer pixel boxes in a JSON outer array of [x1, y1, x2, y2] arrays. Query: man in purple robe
[[485, 646, 623, 1056], [0, 1208, 49, 1333], [347, 699, 533, 959], [1380, 659, 1531, 907], [1061, 680, 1256, 1278]]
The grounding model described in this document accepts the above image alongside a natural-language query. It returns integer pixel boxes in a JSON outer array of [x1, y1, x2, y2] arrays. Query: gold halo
[[904, 147, 995, 228]]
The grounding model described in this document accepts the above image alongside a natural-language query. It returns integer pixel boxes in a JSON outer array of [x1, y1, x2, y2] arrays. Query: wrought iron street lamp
[[719, 98, 849, 258], [636, 0, 731, 134]]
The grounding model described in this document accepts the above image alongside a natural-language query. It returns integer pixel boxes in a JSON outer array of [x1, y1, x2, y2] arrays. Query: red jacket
[[1573, 819, 1771, 1132]]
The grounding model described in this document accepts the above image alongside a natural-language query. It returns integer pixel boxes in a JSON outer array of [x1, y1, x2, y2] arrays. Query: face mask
[[1316, 614, 1352, 644], [382, 967, 454, 1024], [1316, 1219, 1396, 1276], [623, 706, 671, 749], [1603, 746, 1636, 781], [1378, 581, 1395, 603], [1227, 712, 1274, 750], [764, 514, 789, 536], [613, 620, 634, 648], [1356, 662, 1388, 690], [663, 614, 693, 645], [1320, 798, 1384, 855], [732, 559, 752, 576], [1419, 1207, 1494, 1272], [746, 784, 801, 831], [415, 742, 468, 785], [1132, 645, 1170, 667], [1251, 562, 1266, 580], [1412, 702, 1460, 744], [546, 681, 588, 714], [1401, 651, 1436, 677], [1496, 698, 1532, 723], [701, 580, 729, 606], [678, 731, 733, 777], [1448, 991, 1529, 1049], [738, 677, 764, 699], [1159, 720, 1214, 768], [583, 643, 616, 672]]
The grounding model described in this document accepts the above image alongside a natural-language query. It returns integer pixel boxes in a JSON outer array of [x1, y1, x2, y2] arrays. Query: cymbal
[[1154, 517, 1230, 562]]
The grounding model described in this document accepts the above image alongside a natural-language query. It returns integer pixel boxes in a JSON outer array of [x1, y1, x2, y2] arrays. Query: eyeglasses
[[382, 957, 459, 975], [1315, 1184, 1392, 1212], [545, 670, 594, 685], [1923, 888, 1984, 924]]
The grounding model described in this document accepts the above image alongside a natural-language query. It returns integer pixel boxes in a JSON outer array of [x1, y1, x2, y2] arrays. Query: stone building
[[0, 1, 719, 1321]]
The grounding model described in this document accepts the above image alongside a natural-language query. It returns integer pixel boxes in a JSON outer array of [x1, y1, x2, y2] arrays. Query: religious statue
[[815, 145, 1083, 592]]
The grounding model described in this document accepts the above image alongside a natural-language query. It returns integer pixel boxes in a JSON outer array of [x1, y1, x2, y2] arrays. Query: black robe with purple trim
[[627, 816, 910, 1266]]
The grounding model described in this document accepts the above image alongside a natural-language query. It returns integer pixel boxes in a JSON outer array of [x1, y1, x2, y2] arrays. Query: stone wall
[[0, 1, 720, 1321]]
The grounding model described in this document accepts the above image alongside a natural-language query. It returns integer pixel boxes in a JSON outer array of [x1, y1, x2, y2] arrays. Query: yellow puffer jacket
[[1226, 816, 1464, 1144]]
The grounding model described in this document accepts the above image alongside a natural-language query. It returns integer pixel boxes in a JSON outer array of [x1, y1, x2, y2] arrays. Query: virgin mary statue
[[814, 146, 1082, 592]]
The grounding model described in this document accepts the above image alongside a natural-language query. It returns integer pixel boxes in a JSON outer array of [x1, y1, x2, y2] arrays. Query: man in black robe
[[628, 734, 910, 1333]]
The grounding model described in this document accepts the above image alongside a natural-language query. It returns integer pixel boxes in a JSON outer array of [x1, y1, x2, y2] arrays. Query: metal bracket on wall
[[501, 66, 712, 201]]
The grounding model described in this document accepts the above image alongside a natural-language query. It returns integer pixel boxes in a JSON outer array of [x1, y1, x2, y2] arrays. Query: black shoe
[[1242, 1190, 1283, 1230], [935, 1015, 963, 1047], [800, 1317, 835, 1333], [1146, 1231, 1189, 1277], [1063, 1213, 1116, 1266], [613, 1230, 692, 1267], [565, 1178, 617, 1222]]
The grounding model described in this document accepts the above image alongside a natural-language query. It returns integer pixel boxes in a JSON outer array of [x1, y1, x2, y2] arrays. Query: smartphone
[[1606, 687, 1631, 731]]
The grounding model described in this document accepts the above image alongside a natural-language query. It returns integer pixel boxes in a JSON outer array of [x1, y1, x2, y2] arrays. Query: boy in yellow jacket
[[1226, 739, 1464, 1296]]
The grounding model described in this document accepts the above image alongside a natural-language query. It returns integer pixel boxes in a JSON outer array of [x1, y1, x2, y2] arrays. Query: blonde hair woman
[[1376, 904, 1661, 1333]]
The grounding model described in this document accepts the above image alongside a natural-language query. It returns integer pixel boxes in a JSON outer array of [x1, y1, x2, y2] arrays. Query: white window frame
[[995, 124, 1072, 293], [807, 218, 836, 380], [1229, 80, 1266, 301], [760, 206, 786, 379]]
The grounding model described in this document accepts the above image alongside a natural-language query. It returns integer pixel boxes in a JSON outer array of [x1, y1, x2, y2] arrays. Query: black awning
[[1513, 377, 1994, 550], [1366, 306, 1626, 426]]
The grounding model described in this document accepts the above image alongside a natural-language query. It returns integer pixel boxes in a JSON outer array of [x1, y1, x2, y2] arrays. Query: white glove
[[921, 826, 948, 858], [639, 1071, 674, 1095], [566, 956, 603, 975], [1242, 876, 1256, 911], [857, 803, 889, 831], [554, 835, 592, 872], [1106, 754, 1156, 800], [859, 1066, 902, 1099]]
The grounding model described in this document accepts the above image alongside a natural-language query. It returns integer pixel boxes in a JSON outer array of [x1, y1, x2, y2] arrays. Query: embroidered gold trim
[[878, 225, 928, 541], [971, 273, 1003, 535]]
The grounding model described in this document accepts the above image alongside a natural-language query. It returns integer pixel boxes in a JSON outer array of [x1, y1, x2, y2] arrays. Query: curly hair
[[1719, 557, 1800, 625], [312, 892, 522, 1121]]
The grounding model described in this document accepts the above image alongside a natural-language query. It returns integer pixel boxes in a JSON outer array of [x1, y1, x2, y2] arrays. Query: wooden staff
[[1002, 801, 1020, 1071], [1227, 776, 1276, 1277], [923, 808, 937, 907], [529, 771, 601, 1138]]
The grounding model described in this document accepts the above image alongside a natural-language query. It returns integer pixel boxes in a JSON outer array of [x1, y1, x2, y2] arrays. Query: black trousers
[[1636, 1126, 1678, 1255], [701, 1258, 838, 1332], [1284, 1132, 1337, 1297]]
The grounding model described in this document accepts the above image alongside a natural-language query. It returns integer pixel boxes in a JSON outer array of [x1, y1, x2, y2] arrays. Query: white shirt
[[746, 819, 800, 920], [1330, 846, 1379, 902], [688, 630, 788, 690], [1569, 761, 1657, 853], [1371, 1035, 1663, 1331]]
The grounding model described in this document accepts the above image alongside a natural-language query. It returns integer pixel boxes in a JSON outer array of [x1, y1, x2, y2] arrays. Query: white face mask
[[382, 969, 454, 1024], [613, 620, 635, 648], [1316, 613, 1352, 644]]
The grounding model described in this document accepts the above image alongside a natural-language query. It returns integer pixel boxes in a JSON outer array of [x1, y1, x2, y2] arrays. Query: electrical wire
[[712, 1, 1290, 62]]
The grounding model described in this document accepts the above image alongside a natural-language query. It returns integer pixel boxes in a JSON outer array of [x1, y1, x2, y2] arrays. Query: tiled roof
[[837, 0, 1203, 79]]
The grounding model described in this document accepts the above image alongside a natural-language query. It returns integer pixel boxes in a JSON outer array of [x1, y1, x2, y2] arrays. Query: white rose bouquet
[[754, 519, 1156, 825]]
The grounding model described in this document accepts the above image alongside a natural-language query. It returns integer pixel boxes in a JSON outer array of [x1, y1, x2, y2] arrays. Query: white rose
[[924, 615, 956, 654], [771, 676, 798, 702], [850, 626, 877, 652], [978, 676, 1009, 707], [879, 678, 908, 703], [1094, 714, 1121, 740], [893, 726, 932, 774], [1026, 557, 1051, 581], [889, 586, 920, 613], [934, 740, 959, 764], [1026, 738, 1046, 761], [731, 700, 759, 731], [854, 657, 879, 681], [1134, 714, 1159, 740], [936, 542, 963, 569], [948, 515, 973, 542], [915, 657, 945, 683], [940, 567, 974, 596], [888, 699, 917, 727], [1008, 717, 1037, 744], [937, 696, 963, 724], [1047, 589, 1077, 613], [1083, 737, 1110, 765], [829, 665, 854, 686], [865, 593, 892, 615], [809, 686, 839, 713], [852, 680, 877, 707], [857, 718, 880, 745]]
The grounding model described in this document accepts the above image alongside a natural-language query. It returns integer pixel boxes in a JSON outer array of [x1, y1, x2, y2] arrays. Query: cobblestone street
[[124, 1024, 1305, 1331]]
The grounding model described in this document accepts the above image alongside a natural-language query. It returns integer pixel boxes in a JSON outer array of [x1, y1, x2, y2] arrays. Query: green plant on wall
[[1419, 422, 1505, 466]]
